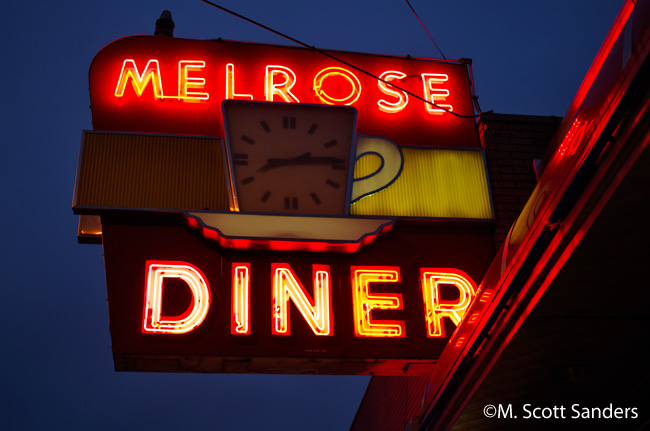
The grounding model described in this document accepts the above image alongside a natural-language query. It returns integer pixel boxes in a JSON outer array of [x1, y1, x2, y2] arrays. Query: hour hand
[[258, 152, 346, 173], [257, 152, 311, 173]]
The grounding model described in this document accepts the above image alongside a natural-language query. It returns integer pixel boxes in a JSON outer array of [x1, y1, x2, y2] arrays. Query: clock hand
[[257, 152, 346, 172], [302, 156, 346, 166], [257, 152, 312, 173]]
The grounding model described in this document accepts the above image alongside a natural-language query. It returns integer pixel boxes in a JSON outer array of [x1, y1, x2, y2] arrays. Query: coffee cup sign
[[222, 101, 403, 216], [352, 135, 404, 203]]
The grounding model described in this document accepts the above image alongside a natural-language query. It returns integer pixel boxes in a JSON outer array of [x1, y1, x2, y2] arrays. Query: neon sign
[[99, 214, 495, 374], [142, 261, 476, 339], [377, 70, 409, 113], [271, 263, 332, 336], [89, 36, 493, 375], [351, 267, 404, 338], [142, 261, 211, 334], [90, 36, 479, 148], [115, 59, 445, 111]]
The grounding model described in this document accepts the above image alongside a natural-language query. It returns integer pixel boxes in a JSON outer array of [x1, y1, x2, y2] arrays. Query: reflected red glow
[[479, 289, 493, 303], [558, 118, 592, 157]]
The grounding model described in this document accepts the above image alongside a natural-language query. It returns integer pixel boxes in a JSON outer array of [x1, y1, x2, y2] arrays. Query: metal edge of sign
[[182, 210, 396, 253]]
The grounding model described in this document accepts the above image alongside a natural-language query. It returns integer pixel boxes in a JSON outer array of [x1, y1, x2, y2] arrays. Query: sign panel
[[89, 36, 479, 148], [102, 216, 495, 375], [76, 35, 495, 374]]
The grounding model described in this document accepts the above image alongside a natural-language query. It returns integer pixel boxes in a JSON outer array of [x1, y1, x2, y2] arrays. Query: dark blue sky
[[1, 1, 622, 429]]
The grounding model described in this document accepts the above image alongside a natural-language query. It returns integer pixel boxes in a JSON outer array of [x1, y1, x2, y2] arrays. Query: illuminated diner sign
[[89, 36, 479, 148], [102, 220, 494, 375], [142, 262, 476, 339], [77, 36, 495, 375]]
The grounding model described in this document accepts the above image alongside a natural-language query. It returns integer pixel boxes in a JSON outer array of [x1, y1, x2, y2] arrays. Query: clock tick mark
[[310, 193, 321, 205], [324, 139, 337, 148], [284, 196, 299, 210], [308, 123, 318, 135], [260, 120, 271, 132], [233, 153, 249, 166], [283, 116, 297, 129], [241, 176, 255, 185], [326, 179, 340, 189], [241, 135, 255, 145], [261, 190, 271, 203]]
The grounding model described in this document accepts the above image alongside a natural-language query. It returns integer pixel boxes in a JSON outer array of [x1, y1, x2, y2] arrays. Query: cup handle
[[351, 135, 404, 203]]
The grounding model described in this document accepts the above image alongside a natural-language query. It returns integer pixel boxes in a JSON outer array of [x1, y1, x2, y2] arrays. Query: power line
[[404, 0, 446, 59], [199, 0, 487, 118]]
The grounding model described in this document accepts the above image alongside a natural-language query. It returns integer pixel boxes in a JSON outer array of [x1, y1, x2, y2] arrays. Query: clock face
[[222, 101, 357, 215]]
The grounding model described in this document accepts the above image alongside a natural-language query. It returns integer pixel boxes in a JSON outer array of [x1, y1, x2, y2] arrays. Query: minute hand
[[258, 152, 345, 172]]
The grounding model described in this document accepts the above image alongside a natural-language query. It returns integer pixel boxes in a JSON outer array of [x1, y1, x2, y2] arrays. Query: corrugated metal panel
[[351, 148, 493, 219], [73, 131, 229, 211], [353, 152, 383, 179]]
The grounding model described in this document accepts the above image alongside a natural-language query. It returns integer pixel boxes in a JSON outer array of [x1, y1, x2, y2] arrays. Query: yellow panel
[[350, 148, 493, 219], [73, 131, 229, 212], [353, 152, 383, 179]]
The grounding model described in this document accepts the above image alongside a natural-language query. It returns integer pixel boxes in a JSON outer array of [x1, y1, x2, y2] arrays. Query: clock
[[222, 101, 357, 216]]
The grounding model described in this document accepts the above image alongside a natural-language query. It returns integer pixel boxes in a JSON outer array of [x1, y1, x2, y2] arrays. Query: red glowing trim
[[142, 261, 211, 334], [265, 65, 300, 103], [421, 269, 477, 338], [313, 67, 362, 105], [351, 266, 404, 338], [225, 63, 253, 100], [178, 60, 209, 101], [421, 73, 452, 114], [271, 264, 332, 336], [231, 263, 250, 335], [569, 0, 635, 115], [558, 118, 592, 157], [183, 212, 395, 254], [377, 71, 409, 113], [115, 59, 164, 99]]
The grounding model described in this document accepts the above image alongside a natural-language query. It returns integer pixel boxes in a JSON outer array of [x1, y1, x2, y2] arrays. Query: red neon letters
[[142, 261, 211, 334], [143, 262, 477, 338], [351, 267, 404, 337], [115, 59, 453, 113], [231, 263, 250, 335], [115, 59, 164, 99], [116, 59, 209, 101], [377, 71, 409, 113], [420, 269, 477, 338], [272, 263, 332, 336]]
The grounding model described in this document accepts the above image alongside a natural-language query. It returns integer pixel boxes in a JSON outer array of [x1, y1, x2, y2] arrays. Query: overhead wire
[[199, 0, 488, 118], [403, 0, 446, 60]]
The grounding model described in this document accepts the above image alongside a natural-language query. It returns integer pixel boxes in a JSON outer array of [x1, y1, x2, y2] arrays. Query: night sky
[[1, 1, 623, 429]]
